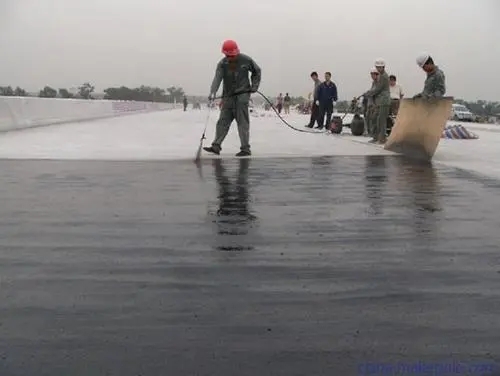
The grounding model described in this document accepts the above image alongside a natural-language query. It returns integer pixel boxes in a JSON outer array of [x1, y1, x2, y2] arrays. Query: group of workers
[[203, 39, 446, 156], [360, 56, 446, 144], [276, 93, 292, 114], [304, 72, 339, 130]]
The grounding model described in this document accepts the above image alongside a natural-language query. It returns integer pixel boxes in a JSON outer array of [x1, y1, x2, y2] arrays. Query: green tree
[[103, 85, 173, 103], [134, 86, 168, 102], [290, 96, 307, 106], [166, 86, 185, 102], [0, 86, 15, 96], [78, 82, 95, 99], [39, 86, 57, 98], [58, 88, 74, 98], [104, 86, 135, 101], [14, 87, 28, 96]]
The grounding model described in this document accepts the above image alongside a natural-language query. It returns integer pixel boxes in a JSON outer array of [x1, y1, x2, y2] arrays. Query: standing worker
[[204, 40, 262, 157], [389, 75, 404, 116], [305, 71, 322, 128], [414, 53, 446, 99], [364, 67, 380, 137], [283, 93, 291, 114], [316, 72, 338, 130], [276, 93, 284, 114], [363, 59, 391, 144], [183, 96, 188, 111]]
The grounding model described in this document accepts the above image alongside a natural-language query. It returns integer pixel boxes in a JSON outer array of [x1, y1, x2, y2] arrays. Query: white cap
[[370, 67, 378, 73], [416, 53, 430, 67], [374, 58, 385, 67]]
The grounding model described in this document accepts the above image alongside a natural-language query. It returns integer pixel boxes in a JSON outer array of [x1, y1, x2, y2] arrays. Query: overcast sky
[[1, 0, 498, 100]]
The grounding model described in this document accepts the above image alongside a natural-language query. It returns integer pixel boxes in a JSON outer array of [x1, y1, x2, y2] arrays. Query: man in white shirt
[[389, 75, 404, 116], [305, 71, 322, 128]]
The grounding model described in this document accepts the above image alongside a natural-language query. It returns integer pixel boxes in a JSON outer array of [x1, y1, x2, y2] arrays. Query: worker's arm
[[249, 58, 262, 92], [209, 60, 224, 96]]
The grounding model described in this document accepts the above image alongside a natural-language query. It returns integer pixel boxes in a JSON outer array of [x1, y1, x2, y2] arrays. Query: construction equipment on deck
[[384, 96, 453, 161], [330, 97, 365, 135]]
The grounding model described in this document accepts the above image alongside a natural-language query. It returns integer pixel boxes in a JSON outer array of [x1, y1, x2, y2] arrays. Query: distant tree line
[[104, 86, 185, 102], [1, 84, 499, 116], [0, 86, 28, 97], [284, 96, 307, 106], [0, 83, 185, 103]]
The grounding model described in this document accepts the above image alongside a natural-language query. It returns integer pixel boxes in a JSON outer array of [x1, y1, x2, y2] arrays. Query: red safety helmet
[[221, 39, 240, 57]]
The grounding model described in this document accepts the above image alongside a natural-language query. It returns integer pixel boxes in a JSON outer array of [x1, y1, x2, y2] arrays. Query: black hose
[[212, 91, 323, 134]]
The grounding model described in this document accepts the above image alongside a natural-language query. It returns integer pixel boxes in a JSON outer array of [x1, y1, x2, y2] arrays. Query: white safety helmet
[[370, 67, 378, 74], [416, 53, 430, 67], [374, 58, 385, 67]]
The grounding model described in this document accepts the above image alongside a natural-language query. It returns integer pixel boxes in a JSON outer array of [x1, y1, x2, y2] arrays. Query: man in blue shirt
[[316, 72, 338, 130]]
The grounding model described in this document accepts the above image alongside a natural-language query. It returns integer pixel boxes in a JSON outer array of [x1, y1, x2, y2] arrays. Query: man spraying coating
[[414, 53, 446, 99], [204, 40, 262, 157]]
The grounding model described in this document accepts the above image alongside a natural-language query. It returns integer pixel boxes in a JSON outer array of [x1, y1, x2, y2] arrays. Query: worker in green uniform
[[363, 58, 391, 144], [204, 40, 262, 157], [414, 53, 446, 99], [364, 67, 380, 137]]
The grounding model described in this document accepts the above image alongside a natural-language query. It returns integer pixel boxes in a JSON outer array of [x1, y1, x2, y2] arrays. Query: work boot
[[203, 146, 220, 155], [368, 138, 378, 143], [235, 150, 251, 157], [305, 124, 313, 128]]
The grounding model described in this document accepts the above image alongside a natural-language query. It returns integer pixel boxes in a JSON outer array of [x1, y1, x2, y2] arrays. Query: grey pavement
[[0, 156, 499, 376]]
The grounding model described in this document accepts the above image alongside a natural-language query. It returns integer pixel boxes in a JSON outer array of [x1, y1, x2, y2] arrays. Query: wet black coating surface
[[0, 156, 500, 376]]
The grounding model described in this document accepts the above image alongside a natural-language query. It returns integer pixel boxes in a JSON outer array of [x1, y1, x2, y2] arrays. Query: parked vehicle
[[450, 103, 474, 121]]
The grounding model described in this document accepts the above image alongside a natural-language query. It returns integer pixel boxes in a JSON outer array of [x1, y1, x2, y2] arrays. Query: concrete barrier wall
[[0, 97, 176, 132]]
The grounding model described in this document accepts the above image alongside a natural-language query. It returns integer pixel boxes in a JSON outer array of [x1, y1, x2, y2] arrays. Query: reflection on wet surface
[[211, 159, 257, 251], [0, 156, 499, 376]]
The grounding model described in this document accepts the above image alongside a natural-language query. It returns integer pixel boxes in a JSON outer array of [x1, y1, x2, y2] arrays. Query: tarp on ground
[[442, 124, 479, 139]]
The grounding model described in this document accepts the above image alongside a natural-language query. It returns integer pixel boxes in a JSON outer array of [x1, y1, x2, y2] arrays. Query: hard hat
[[416, 53, 430, 67], [370, 67, 378, 73], [374, 58, 385, 67], [221, 40, 240, 57]]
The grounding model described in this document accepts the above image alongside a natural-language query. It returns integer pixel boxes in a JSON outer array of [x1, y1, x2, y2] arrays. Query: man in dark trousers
[[316, 72, 338, 129], [204, 39, 261, 157], [305, 71, 321, 128]]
